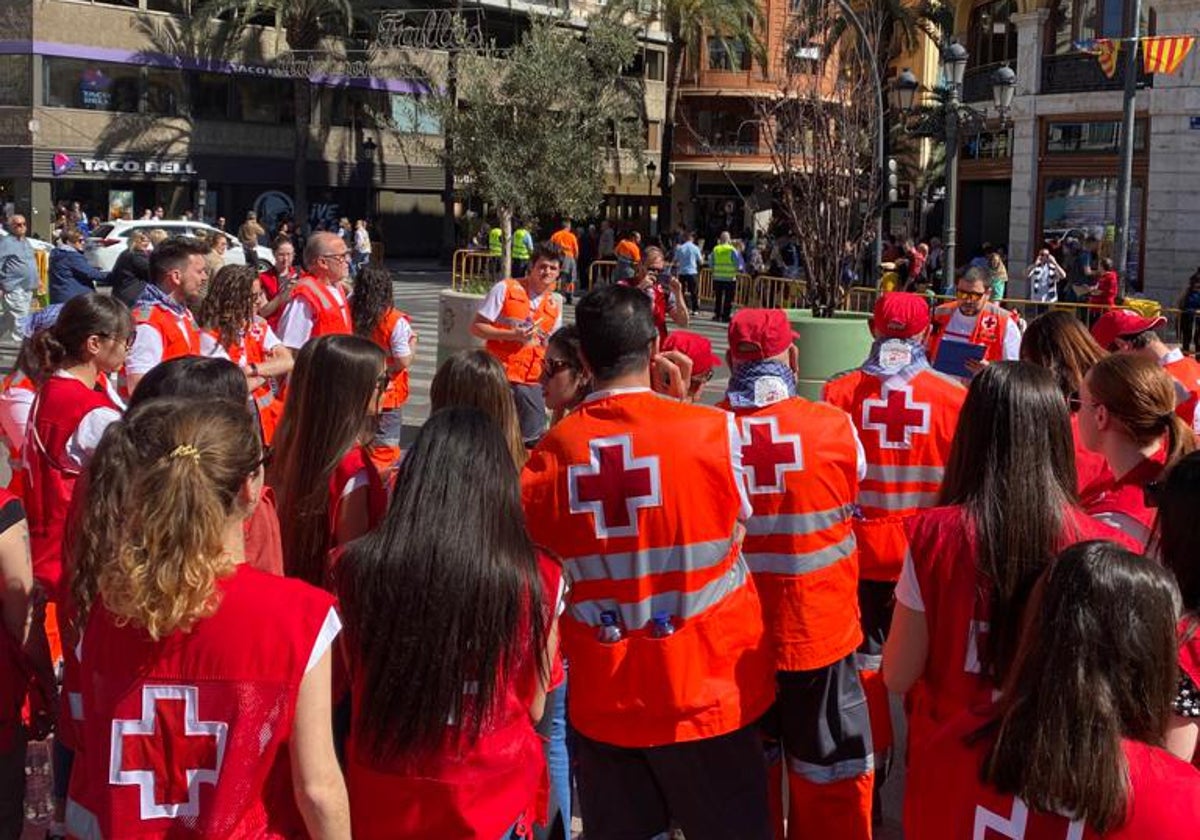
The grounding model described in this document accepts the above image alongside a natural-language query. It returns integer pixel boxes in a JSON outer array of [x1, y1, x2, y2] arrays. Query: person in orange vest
[[720, 309, 873, 840], [613, 230, 642, 281], [471, 242, 564, 446], [926, 268, 1021, 377], [124, 237, 208, 393], [549, 219, 580, 304], [522, 284, 775, 840], [197, 265, 294, 445], [1091, 308, 1200, 434], [351, 265, 416, 475], [821, 292, 967, 800], [277, 231, 353, 352]]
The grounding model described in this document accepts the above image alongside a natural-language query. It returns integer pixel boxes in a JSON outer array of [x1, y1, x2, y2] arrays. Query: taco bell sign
[[52, 153, 197, 178]]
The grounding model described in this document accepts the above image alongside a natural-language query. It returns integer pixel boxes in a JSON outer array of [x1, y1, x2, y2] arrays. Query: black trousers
[[679, 273, 699, 313], [714, 280, 736, 322]]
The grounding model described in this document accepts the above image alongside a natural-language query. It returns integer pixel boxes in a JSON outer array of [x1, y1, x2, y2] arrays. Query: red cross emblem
[[568, 435, 662, 538], [862, 385, 931, 449], [980, 313, 999, 332], [739, 416, 803, 494], [110, 685, 227, 819]]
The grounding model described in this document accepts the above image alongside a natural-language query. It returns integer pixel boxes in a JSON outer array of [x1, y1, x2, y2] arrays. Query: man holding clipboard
[[926, 268, 1021, 379]]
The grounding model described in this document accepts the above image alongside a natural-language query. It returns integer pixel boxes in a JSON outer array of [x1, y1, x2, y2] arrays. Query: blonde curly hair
[[87, 398, 262, 639]]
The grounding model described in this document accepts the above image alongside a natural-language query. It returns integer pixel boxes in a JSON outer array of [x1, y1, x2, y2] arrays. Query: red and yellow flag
[[1095, 39, 1120, 78], [1142, 36, 1195, 75]]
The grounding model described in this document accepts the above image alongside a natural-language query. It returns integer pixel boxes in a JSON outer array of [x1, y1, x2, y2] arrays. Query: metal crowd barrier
[[450, 249, 500, 292]]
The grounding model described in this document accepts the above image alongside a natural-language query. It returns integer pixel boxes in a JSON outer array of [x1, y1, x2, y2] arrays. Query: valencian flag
[[1142, 36, 1195, 75], [1074, 39, 1121, 78]]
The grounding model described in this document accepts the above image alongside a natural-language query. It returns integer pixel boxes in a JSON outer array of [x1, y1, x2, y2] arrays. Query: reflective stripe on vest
[[570, 556, 750, 628], [858, 489, 939, 511], [855, 652, 883, 673], [862, 465, 944, 484], [65, 799, 102, 840], [565, 537, 732, 582], [788, 753, 875, 784], [68, 691, 83, 721], [744, 504, 855, 537], [744, 532, 857, 576]]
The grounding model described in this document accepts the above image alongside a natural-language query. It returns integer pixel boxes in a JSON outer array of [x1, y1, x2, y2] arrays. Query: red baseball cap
[[728, 309, 799, 360], [661, 331, 722, 377], [871, 292, 931, 339], [1090, 309, 1166, 350]]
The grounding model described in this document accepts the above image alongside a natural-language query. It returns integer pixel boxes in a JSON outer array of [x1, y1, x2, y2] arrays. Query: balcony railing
[[962, 61, 1009, 104], [1041, 51, 1153, 95], [675, 138, 762, 157]]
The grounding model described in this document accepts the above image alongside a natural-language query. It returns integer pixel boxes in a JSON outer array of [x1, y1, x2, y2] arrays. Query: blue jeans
[[535, 681, 570, 840]]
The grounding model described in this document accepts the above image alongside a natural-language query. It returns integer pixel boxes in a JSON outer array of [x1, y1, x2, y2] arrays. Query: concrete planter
[[438, 288, 485, 367], [785, 310, 874, 401]]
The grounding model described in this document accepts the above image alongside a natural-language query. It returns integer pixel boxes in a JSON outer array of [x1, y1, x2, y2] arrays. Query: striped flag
[[1095, 39, 1121, 78], [1142, 36, 1195, 75]]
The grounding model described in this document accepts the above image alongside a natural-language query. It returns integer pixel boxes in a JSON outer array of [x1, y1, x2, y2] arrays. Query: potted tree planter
[[786, 309, 874, 401]]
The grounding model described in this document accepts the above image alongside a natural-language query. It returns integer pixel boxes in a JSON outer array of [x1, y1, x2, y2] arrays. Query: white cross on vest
[[568, 435, 662, 538], [973, 797, 1085, 839], [110, 684, 228, 819]]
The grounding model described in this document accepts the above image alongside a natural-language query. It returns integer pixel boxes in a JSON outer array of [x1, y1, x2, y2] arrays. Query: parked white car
[[85, 220, 274, 272]]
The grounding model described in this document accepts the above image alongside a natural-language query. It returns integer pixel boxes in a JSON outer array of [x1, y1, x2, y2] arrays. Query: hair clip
[[169, 444, 202, 463]]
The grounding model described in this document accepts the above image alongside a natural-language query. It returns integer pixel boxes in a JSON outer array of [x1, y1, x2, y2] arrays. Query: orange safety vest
[[484, 279, 560, 385], [369, 308, 412, 409], [290, 276, 351, 339], [1162, 353, 1200, 430], [522, 390, 774, 747], [0, 370, 34, 500], [822, 365, 967, 581], [132, 300, 200, 362], [723, 395, 864, 673], [549, 229, 579, 260], [202, 319, 284, 444], [927, 302, 1010, 364]]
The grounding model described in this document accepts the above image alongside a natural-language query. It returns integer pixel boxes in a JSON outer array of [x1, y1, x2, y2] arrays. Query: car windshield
[[92, 224, 115, 239]]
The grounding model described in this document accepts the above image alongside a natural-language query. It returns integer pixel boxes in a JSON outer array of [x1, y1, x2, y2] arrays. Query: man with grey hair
[[0, 215, 41, 343], [277, 231, 352, 351]]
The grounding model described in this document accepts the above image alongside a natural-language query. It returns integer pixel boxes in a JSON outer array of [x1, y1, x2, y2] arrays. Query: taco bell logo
[[52, 153, 77, 177]]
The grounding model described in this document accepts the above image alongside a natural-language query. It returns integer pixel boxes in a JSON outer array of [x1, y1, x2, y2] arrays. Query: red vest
[[1072, 412, 1114, 509], [329, 446, 387, 541], [1163, 353, 1200, 430], [132, 299, 201, 362], [66, 565, 335, 840], [905, 506, 1135, 758], [724, 396, 863, 672], [1180, 619, 1200, 769], [521, 390, 774, 747], [822, 364, 966, 581], [290, 276, 351, 340], [343, 553, 561, 839], [483, 280, 559, 384], [927, 302, 1011, 364], [1083, 454, 1164, 552], [25, 375, 118, 595], [0, 369, 35, 500], [203, 319, 283, 444], [369, 308, 412, 410], [905, 709, 1200, 839]]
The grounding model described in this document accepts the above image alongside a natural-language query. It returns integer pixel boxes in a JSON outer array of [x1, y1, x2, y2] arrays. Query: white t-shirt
[[477, 281, 564, 333], [388, 315, 414, 360], [35, 371, 125, 470], [277, 284, 348, 350], [940, 307, 1021, 361], [199, 324, 283, 365], [0, 385, 34, 453], [894, 551, 925, 612]]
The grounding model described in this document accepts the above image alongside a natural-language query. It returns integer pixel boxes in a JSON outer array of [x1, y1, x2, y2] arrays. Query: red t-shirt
[[1072, 412, 1114, 509], [1083, 451, 1165, 551], [906, 709, 1200, 838], [1091, 270, 1119, 306]]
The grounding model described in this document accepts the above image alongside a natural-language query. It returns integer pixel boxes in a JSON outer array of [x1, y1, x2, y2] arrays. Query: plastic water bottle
[[650, 611, 676, 638], [597, 610, 623, 643]]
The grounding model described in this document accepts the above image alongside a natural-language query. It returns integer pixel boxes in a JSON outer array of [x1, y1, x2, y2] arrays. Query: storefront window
[[44, 58, 140, 112], [1045, 119, 1147, 154], [0, 55, 30, 106], [1041, 176, 1144, 290], [233, 76, 294, 124], [189, 72, 231, 120]]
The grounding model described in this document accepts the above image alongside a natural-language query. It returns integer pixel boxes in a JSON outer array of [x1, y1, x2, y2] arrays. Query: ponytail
[[29, 328, 68, 379], [1164, 411, 1196, 468], [84, 398, 260, 639], [28, 293, 132, 377], [1088, 354, 1194, 467]]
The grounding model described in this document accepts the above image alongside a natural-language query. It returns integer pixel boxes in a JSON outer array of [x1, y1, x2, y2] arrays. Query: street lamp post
[[895, 43, 1015, 287], [361, 137, 377, 225], [645, 161, 657, 237]]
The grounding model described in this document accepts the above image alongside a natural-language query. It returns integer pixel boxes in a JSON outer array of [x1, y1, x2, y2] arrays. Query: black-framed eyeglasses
[[543, 358, 576, 377], [255, 446, 274, 471], [100, 332, 136, 350], [320, 252, 352, 262]]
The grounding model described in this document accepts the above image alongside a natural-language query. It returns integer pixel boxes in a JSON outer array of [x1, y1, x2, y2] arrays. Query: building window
[[146, 0, 194, 13], [0, 55, 31, 107], [967, 0, 1017, 67], [644, 49, 666, 82], [145, 67, 186, 117], [645, 120, 661, 151], [189, 72, 231, 120], [43, 58, 141, 112], [390, 94, 440, 135], [329, 87, 391, 127], [1049, 1, 1154, 55], [1045, 119, 1147, 154], [233, 76, 294, 124], [708, 37, 749, 72]]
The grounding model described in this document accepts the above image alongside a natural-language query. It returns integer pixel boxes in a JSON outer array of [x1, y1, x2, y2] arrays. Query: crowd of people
[[1, 227, 1200, 840]]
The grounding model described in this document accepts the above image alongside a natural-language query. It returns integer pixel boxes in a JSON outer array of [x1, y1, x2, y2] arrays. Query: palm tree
[[824, 0, 952, 84], [606, 0, 765, 235]]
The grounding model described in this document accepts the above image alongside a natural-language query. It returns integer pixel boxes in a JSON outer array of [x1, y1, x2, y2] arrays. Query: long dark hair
[[1019, 310, 1107, 402], [939, 362, 1079, 686], [30, 293, 131, 376], [269, 334, 384, 587], [338, 407, 546, 759], [980, 541, 1180, 833], [350, 265, 394, 339], [1154, 450, 1200, 625]]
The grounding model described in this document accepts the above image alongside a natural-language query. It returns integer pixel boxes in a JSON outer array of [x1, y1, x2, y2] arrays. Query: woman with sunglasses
[[905, 540, 1200, 837], [198, 265, 294, 445], [66, 398, 350, 838], [270, 334, 388, 589], [883, 363, 1136, 759], [1077, 353, 1196, 549], [540, 325, 591, 426]]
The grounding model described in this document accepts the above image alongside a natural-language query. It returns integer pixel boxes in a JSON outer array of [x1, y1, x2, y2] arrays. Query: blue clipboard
[[933, 340, 986, 379]]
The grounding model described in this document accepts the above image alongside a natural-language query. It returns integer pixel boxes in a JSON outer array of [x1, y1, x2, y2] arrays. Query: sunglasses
[[543, 358, 576, 377], [955, 290, 985, 301]]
